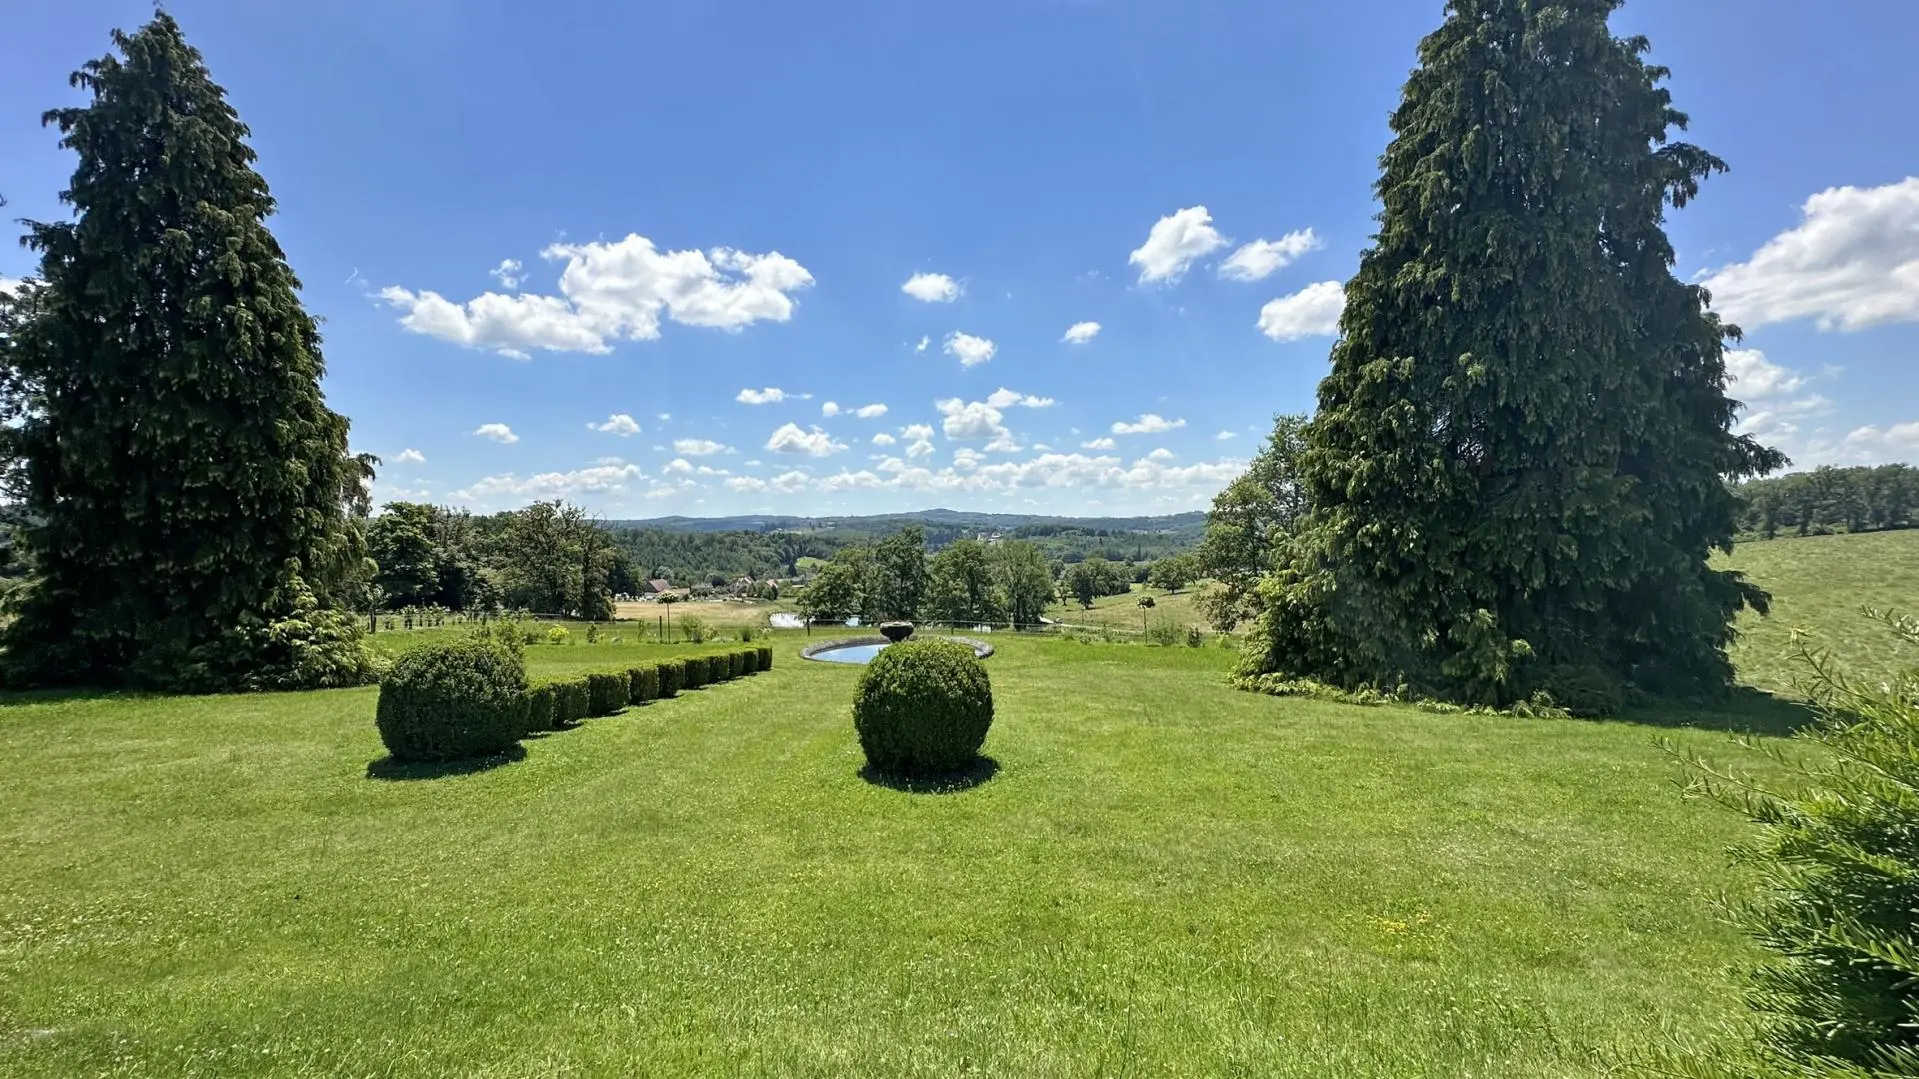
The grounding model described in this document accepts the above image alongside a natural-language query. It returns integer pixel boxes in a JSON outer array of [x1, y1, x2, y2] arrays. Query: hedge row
[[519, 647, 774, 734]]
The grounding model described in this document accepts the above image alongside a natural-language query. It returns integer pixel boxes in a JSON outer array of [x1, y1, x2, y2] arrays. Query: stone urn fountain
[[878, 621, 916, 644]]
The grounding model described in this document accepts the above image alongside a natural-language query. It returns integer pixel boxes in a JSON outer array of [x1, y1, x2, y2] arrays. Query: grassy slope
[[0, 532, 1910, 1076], [1720, 529, 1919, 693], [1048, 583, 1211, 634]]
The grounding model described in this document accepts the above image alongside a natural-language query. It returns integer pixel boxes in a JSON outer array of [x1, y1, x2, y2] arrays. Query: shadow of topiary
[[859, 755, 1000, 794], [366, 743, 526, 781]]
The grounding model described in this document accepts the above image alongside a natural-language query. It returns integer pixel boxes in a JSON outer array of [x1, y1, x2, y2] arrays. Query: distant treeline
[[1734, 464, 1917, 539]]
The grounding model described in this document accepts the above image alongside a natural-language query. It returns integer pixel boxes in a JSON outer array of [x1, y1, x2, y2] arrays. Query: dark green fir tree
[[1241, 0, 1783, 708], [0, 13, 381, 691]]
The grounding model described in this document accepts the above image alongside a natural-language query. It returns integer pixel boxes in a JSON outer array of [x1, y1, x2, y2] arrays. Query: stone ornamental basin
[[879, 621, 915, 643], [801, 635, 994, 665]]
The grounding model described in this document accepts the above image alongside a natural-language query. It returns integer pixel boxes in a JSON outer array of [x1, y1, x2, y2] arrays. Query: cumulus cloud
[[943, 331, 996, 367], [914, 335, 930, 353], [906, 438, 936, 459], [765, 423, 846, 457], [673, 438, 730, 456], [591, 413, 641, 436], [821, 401, 841, 417], [1702, 177, 1919, 332], [1111, 414, 1185, 436], [901, 424, 935, 441], [1257, 281, 1345, 341], [473, 423, 519, 444], [489, 259, 523, 290], [453, 462, 642, 501], [1061, 321, 1101, 344], [902, 272, 961, 303], [748, 450, 1249, 501], [937, 398, 1007, 441], [1214, 430, 1237, 441], [986, 387, 1055, 409], [1218, 229, 1322, 282], [663, 458, 695, 475], [736, 387, 791, 404], [379, 234, 814, 358], [725, 475, 768, 493], [1080, 436, 1117, 450], [395, 448, 427, 465], [1129, 206, 1228, 284], [1844, 422, 1919, 458], [772, 470, 811, 493], [853, 403, 888, 419], [872, 432, 897, 446], [1725, 349, 1808, 400], [1145, 448, 1176, 462]]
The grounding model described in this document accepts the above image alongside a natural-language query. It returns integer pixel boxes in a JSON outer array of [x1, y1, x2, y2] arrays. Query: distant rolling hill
[[608, 509, 1208, 538]]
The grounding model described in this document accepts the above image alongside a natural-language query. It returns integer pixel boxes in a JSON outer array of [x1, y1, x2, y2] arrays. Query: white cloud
[[820, 469, 885, 492], [901, 423, 934, 441], [1257, 281, 1345, 341], [473, 423, 519, 444], [1702, 177, 1919, 332], [591, 413, 641, 436], [663, 458, 695, 475], [1146, 447, 1176, 462], [902, 272, 961, 303], [1214, 430, 1237, 441], [1218, 229, 1322, 282], [673, 438, 730, 456], [765, 423, 846, 457], [379, 234, 814, 358], [657, 412, 671, 421], [453, 462, 641, 501], [489, 258, 523, 290], [0, 276, 23, 298], [1111, 414, 1185, 436], [821, 401, 841, 417], [1844, 422, 1919, 458], [1061, 321, 1101, 345], [725, 476, 768, 493], [1725, 349, 1808, 400], [914, 335, 930, 353], [1080, 436, 1117, 450], [736, 387, 791, 405], [937, 398, 1006, 440], [853, 403, 888, 419], [906, 438, 936, 459], [943, 332, 996, 367], [1129, 206, 1228, 284], [871, 432, 897, 446], [395, 448, 426, 465], [985, 387, 1054, 409], [772, 470, 811, 493]]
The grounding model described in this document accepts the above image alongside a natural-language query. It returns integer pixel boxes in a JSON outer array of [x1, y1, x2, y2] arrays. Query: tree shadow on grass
[[1615, 685, 1818, 738], [859, 755, 1000, 794], [366, 743, 526, 781]]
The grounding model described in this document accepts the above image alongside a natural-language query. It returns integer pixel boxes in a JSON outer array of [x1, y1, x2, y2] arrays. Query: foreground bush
[[658, 659, 684, 698], [586, 673, 626, 716], [1684, 611, 1919, 1076], [852, 639, 993, 776], [684, 656, 709, 690], [628, 664, 659, 704], [741, 648, 761, 675], [553, 677, 590, 726], [758, 645, 774, 671], [729, 651, 748, 679], [374, 638, 527, 763]]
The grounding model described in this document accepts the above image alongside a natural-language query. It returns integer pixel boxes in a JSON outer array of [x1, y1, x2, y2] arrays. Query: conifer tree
[[1242, 0, 1782, 707], [0, 13, 380, 690]]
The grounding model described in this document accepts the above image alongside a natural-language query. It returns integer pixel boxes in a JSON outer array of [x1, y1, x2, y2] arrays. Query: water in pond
[[812, 642, 887, 664]]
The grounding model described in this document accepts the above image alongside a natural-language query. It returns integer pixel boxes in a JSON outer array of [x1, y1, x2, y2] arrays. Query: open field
[[610, 597, 795, 631], [1719, 528, 1919, 694], [0, 531, 1910, 1076], [1049, 583, 1212, 635]]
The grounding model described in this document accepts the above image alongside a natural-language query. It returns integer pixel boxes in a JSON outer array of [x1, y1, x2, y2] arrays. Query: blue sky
[[3, 1, 1915, 519]]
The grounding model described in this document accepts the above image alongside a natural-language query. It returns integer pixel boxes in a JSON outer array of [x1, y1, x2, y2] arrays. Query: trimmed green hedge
[[523, 684, 557, 733], [658, 659, 684, 698], [728, 651, 747, 679], [741, 648, 760, 675], [553, 677, 591, 726], [684, 655, 709, 690], [587, 672, 626, 716], [758, 645, 774, 671], [628, 664, 659, 704], [374, 638, 527, 763]]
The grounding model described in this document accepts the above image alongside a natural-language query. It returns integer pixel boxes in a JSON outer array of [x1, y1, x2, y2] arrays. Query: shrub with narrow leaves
[[587, 672, 625, 716], [374, 638, 527, 763], [852, 638, 993, 777]]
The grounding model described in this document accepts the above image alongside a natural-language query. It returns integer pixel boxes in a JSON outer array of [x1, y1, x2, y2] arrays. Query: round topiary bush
[[852, 639, 994, 777], [375, 638, 528, 763]]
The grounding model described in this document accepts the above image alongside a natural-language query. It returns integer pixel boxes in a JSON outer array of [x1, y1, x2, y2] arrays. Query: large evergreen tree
[[1242, 0, 1782, 706], [0, 13, 380, 690]]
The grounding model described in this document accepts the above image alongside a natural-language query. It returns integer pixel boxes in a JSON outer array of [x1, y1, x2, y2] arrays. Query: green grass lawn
[[1720, 528, 1919, 694], [0, 532, 1911, 1076], [1048, 582, 1212, 635]]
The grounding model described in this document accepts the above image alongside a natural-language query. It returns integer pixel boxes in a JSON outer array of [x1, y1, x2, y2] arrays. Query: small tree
[[1148, 554, 1196, 594]]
